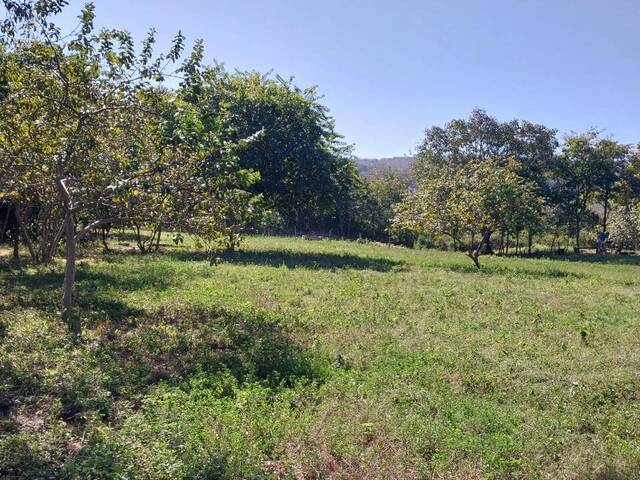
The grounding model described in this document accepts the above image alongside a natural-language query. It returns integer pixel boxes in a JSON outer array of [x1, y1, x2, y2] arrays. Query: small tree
[[394, 158, 542, 268]]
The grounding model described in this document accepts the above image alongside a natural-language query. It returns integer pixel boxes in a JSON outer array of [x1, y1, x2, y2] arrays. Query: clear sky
[[50, 0, 639, 158]]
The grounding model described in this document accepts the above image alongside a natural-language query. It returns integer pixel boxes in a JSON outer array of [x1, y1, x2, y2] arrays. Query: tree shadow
[[522, 252, 640, 266], [0, 267, 149, 322], [0, 433, 64, 480], [1, 304, 330, 479], [167, 247, 405, 272], [425, 259, 587, 279], [94, 306, 329, 392]]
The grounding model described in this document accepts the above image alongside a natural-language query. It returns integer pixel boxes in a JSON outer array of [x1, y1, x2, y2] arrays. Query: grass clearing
[[1, 235, 639, 479]]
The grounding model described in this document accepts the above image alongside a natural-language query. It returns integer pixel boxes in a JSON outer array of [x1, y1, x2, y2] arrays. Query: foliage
[[353, 168, 410, 241], [608, 204, 640, 249], [412, 108, 558, 195], [191, 69, 359, 232], [552, 132, 626, 248]]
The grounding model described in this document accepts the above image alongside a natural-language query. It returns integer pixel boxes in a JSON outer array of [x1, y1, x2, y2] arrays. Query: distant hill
[[356, 156, 414, 176]]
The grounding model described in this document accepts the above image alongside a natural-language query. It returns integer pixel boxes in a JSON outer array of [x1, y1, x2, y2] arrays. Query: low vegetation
[[1, 234, 639, 479]]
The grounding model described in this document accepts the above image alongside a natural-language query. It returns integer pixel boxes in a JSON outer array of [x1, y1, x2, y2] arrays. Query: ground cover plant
[[1, 234, 639, 479]]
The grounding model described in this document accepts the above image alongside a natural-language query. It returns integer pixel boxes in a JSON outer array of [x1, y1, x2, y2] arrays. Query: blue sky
[[52, 0, 639, 157]]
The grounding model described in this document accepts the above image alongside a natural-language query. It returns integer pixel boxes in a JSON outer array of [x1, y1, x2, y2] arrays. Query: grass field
[[1, 235, 640, 479]]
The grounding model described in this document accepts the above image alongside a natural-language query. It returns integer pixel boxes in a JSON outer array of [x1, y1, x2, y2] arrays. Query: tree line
[[393, 109, 640, 267]]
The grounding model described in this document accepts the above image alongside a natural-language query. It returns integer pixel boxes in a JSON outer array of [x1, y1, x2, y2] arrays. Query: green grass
[[1, 235, 640, 479]]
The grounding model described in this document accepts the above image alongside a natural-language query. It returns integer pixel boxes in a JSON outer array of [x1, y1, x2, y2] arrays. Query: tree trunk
[[12, 227, 19, 263], [575, 216, 581, 251], [13, 206, 38, 262], [154, 224, 162, 251], [44, 221, 65, 263], [101, 226, 110, 252], [61, 211, 80, 334], [0, 205, 10, 240], [602, 193, 609, 232], [135, 224, 144, 252], [467, 230, 490, 269], [55, 177, 81, 333], [469, 251, 480, 269], [485, 233, 493, 254]]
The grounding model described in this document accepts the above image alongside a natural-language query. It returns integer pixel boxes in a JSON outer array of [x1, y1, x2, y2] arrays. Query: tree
[[360, 168, 409, 241], [393, 158, 542, 268], [413, 109, 558, 190], [593, 139, 628, 231], [554, 132, 609, 250], [412, 109, 557, 251], [618, 144, 640, 206], [1, 1, 194, 330], [195, 70, 357, 233]]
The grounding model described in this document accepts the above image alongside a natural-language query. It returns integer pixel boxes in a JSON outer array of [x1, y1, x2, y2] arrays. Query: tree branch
[[75, 217, 137, 240]]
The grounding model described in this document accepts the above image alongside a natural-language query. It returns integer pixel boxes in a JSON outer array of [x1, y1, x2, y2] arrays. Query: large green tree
[[552, 132, 627, 249], [193, 70, 357, 232]]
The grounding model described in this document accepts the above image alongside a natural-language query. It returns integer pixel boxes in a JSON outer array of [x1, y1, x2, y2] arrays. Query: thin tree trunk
[[13, 206, 38, 262], [43, 220, 65, 263], [467, 230, 490, 269], [61, 210, 80, 333], [154, 224, 162, 251], [469, 251, 480, 269], [101, 226, 110, 252], [55, 178, 81, 333], [485, 232, 493, 254], [603, 193, 609, 232], [135, 224, 144, 252], [12, 227, 19, 263]]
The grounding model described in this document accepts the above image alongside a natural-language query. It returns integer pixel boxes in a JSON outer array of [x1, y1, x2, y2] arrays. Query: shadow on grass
[[522, 252, 640, 266], [100, 306, 329, 389], [167, 247, 404, 272], [2, 305, 327, 420], [424, 258, 587, 279], [0, 266, 161, 322], [0, 304, 329, 478]]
